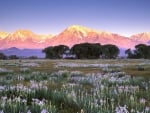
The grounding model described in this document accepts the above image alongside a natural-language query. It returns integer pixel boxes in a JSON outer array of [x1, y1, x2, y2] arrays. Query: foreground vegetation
[[0, 59, 150, 113]]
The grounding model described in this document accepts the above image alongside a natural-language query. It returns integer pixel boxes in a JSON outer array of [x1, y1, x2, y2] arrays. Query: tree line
[[42, 43, 150, 59], [42, 43, 119, 59], [0, 43, 149, 60], [125, 44, 150, 59], [0, 53, 38, 60]]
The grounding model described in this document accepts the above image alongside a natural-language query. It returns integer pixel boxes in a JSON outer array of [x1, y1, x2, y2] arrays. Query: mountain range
[[0, 47, 44, 58], [0, 25, 150, 49], [0, 25, 150, 57]]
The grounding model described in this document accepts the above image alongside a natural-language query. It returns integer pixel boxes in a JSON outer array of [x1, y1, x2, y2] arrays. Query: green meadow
[[0, 59, 150, 113]]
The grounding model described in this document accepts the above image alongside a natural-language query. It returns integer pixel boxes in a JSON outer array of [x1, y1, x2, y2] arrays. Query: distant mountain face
[[0, 30, 53, 49], [0, 47, 44, 58], [130, 32, 150, 44], [0, 25, 150, 50], [0, 32, 9, 39], [47, 25, 138, 49]]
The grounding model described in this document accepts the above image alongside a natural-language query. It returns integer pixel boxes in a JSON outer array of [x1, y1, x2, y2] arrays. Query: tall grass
[[0, 59, 150, 113]]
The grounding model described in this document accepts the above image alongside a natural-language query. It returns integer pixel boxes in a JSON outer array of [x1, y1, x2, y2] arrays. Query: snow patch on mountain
[[0, 25, 150, 50]]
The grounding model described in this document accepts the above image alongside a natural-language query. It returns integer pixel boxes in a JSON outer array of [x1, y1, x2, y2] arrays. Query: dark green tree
[[102, 44, 120, 59], [0, 53, 7, 59], [125, 44, 150, 59], [42, 45, 69, 59], [28, 56, 38, 59], [71, 43, 102, 59], [134, 44, 150, 59], [53, 45, 70, 58], [42, 46, 54, 59], [125, 49, 134, 58], [8, 55, 19, 59]]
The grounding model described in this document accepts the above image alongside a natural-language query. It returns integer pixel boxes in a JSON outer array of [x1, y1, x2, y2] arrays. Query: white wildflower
[[140, 98, 146, 104], [41, 109, 49, 113]]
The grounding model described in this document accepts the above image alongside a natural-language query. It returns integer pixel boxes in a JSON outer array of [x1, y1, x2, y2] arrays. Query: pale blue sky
[[0, 0, 150, 36]]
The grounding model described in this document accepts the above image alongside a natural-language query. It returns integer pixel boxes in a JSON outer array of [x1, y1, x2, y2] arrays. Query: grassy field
[[1, 59, 150, 76], [0, 59, 150, 113]]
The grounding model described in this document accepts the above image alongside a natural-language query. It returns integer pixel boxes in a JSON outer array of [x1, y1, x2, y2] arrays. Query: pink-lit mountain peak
[[140, 32, 150, 40], [66, 25, 111, 34], [0, 32, 9, 39], [12, 30, 53, 40], [14, 29, 34, 34], [48, 25, 136, 49], [132, 32, 150, 37], [66, 25, 94, 32], [131, 32, 150, 42], [0, 25, 150, 49], [62, 25, 113, 39], [140, 32, 150, 36], [6, 29, 46, 42], [10, 29, 35, 38], [63, 25, 93, 37]]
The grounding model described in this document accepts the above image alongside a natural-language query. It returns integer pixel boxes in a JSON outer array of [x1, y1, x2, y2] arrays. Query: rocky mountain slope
[[0, 25, 149, 49]]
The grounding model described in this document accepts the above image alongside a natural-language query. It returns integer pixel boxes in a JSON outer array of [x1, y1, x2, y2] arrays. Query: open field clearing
[[0, 59, 150, 113]]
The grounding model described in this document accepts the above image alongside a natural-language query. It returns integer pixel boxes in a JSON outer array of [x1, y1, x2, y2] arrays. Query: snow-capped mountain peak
[[130, 32, 150, 43], [65, 25, 88, 37], [67, 25, 92, 32], [6, 30, 34, 41], [0, 32, 9, 39], [0, 25, 150, 49]]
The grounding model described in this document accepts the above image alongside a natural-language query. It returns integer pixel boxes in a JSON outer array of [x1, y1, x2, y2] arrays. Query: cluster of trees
[[42, 45, 69, 59], [1, 43, 149, 60], [71, 43, 119, 59], [125, 44, 150, 59], [42, 43, 120, 59], [0, 53, 20, 60], [0, 53, 38, 60], [0, 53, 7, 59]]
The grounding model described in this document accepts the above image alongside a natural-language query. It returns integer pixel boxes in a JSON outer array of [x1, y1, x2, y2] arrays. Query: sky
[[0, 0, 150, 36]]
